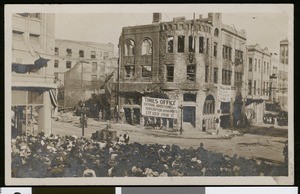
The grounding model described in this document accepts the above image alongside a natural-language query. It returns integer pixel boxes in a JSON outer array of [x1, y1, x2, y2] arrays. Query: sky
[[54, 12, 290, 57]]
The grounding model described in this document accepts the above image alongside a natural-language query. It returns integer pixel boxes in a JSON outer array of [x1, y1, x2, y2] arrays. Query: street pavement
[[52, 116, 287, 165]]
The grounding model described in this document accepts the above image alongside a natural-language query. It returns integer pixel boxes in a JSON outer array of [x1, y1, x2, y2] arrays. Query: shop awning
[[245, 98, 264, 106]]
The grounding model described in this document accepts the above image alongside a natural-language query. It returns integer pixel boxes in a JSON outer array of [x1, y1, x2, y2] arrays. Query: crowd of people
[[11, 132, 288, 178]]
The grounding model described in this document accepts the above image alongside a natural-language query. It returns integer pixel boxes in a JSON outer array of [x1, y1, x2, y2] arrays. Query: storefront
[[11, 87, 57, 137]]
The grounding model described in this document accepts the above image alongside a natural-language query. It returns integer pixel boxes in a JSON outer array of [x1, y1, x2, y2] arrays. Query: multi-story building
[[245, 44, 273, 124], [11, 13, 56, 136], [64, 57, 118, 108], [53, 39, 117, 107], [116, 13, 247, 131], [277, 39, 289, 109], [54, 39, 114, 84]]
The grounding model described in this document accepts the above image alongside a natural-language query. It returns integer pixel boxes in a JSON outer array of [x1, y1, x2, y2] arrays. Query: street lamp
[[179, 104, 184, 135]]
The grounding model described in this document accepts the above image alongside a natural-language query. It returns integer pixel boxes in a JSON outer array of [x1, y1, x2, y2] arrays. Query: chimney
[[199, 15, 202, 19], [153, 13, 162, 23]]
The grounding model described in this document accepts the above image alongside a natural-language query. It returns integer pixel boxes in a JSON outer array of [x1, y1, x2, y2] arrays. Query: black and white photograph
[[5, 4, 294, 185]]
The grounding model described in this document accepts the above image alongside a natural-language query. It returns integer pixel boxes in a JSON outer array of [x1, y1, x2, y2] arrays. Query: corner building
[[11, 13, 56, 136], [117, 13, 247, 131]]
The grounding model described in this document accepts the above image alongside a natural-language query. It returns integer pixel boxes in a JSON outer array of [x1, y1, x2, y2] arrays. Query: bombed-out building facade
[[116, 13, 247, 131]]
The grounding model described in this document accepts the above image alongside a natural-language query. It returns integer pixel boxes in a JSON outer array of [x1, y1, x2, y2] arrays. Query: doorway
[[183, 106, 196, 127]]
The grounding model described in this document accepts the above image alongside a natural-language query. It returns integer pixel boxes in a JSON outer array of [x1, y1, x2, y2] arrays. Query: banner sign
[[218, 85, 232, 102], [141, 97, 178, 119]]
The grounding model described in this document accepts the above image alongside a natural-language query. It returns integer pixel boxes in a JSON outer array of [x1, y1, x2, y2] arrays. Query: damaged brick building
[[116, 13, 247, 131]]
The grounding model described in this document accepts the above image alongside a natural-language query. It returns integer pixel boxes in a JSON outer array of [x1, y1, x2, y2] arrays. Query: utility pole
[[117, 44, 121, 122]]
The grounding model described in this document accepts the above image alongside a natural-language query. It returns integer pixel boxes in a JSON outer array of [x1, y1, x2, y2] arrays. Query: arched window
[[214, 28, 219, 37], [203, 95, 215, 115], [124, 39, 135, 56], [141, 38, 153, 55]]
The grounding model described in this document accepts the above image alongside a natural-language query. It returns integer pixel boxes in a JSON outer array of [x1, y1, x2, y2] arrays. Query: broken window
[[141, 39, 153, 55], [206, 38, 209, 54], [79, 50, 84, 58], [213, 42, 218, 57], [166, 64, 174, 82], [178, 36, 185, 53], [189, 36, 195, 53], [55, 47, 59, 55], [205, 66, 209, 83], [91, 51, 96, 59], [213, 68, 218, 83], [199, 37, 204, 53], [92, 62, 97, 72], [142, 65, 152, 77], [167, 36, 174, 53], [124, 65, 135, 78], [214, 28, 219, 36], [124, 39, 135, 56], [248, 58, 253, 71], [54, 60, 59, 68], [66, 61, 71, 69], [187, 64, 196, 81], [66, 48, 72, 57]]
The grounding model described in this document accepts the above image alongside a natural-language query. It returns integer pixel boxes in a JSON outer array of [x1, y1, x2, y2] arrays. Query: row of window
[[161, 23, 214, 35], [247, 80, 271, 96], [124, 63, 242, 86], [248, 57, 271, 74], [125, 36, 243, 64], [54, 60, 105, 71], [55, 47, 109, 59], [13, 30, 40, 44], [16, 13, 41, 19], [124, 65, 152, 78], [167, 36, 209, 54], [124, 39, 153, 56]]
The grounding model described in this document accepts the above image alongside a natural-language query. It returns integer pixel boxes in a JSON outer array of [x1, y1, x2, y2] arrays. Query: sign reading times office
[[141, 97, 178, 119]]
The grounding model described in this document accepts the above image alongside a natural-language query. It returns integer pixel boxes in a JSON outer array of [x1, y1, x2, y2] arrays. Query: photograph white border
[[5, 4, 294, 185]]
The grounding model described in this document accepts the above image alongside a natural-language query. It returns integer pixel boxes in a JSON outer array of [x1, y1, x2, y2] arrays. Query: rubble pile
[[11, 133, 288, 178]]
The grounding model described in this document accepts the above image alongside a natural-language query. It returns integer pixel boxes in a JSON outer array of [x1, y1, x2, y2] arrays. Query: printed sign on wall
[[141, 97, 178, 119]]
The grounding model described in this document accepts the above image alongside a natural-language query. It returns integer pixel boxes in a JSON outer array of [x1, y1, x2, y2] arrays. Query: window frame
[[178, 36, 185, 53], [187, 64, 196, 82], [66, 61, 72, 69], [166, 64, 174, 82]]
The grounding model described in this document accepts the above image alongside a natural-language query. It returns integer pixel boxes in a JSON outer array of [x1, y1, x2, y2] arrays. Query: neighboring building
[[277, 39, 289, 109], [64, 57, 118, 108], [245, 44, 273, 124], [54, 39, 114, 84], [11, 13, 56, 136], [116, 13, 247, 131]]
